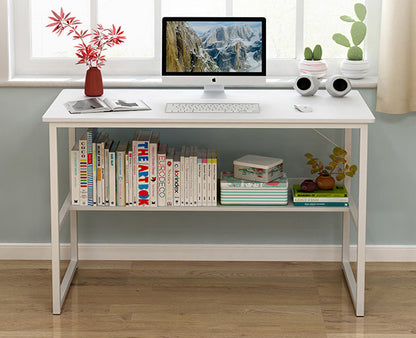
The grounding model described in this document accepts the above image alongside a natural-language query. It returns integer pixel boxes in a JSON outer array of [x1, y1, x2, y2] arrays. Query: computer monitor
[[162, 17, 266, 96]]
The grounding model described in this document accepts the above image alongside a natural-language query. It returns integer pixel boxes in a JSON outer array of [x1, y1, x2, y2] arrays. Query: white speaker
[[325, 75, 352, 97], [293, 75, 320, 96]]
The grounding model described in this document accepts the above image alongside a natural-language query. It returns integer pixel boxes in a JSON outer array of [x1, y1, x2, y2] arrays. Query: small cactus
[[304, 47, 313, 60], [304, 44, 323, 61], [332, 3, 367, 61]]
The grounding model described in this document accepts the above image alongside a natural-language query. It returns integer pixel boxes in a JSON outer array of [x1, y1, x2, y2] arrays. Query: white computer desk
[[42, 88, 375, 316]]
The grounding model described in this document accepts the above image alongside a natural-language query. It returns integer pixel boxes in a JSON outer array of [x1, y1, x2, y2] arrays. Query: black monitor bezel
[[162, 17, 266, 76]]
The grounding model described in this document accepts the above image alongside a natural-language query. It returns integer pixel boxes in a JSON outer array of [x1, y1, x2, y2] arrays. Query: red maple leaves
[[47, 8, 126, 68]]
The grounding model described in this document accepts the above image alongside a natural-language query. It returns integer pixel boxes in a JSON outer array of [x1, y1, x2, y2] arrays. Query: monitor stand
[[201, 84, 227, 99]]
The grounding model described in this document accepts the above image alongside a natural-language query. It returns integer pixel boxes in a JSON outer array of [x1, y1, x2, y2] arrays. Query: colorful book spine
[[79, 131, 88, 206], [92, 134, 98, 206], [137, 130, 152, 207], [157, 144, 167, 207], [86, 128, 96, 206], [131, 131, 140, 206], [292, 184, 348, 197], [185, 146, 190, 206], [173, 152, 181, 206], [149, 132, 160, 207], [211, 149, 217, 206], [293, 197, 348, 203], [127, 142, 133, 206], [116, 142, 127, 206], [293, 201, 349, 207], [109, 141, 118, 207], [96, 136, 103, 206], [165, 147, 175, 207], [70, 143, 79, 205]]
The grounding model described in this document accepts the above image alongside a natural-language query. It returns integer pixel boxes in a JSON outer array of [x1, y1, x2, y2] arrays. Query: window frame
[[0, 0, 380, 82]]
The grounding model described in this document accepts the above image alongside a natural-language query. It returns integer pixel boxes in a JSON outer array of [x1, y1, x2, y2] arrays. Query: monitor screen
[[162, 17, 266, 76]]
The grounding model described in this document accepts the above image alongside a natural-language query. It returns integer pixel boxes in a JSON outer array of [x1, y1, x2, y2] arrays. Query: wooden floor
[[1, 261, 416, 337]]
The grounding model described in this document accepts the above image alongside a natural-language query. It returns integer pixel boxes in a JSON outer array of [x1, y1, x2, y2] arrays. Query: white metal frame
[[45, 89, 371, 316]]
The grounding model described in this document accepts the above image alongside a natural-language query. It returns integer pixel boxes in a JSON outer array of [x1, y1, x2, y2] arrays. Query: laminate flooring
[[1, 260, 416, 337]]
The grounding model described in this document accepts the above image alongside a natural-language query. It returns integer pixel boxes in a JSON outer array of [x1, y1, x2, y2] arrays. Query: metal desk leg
[[356, 125, 368, 316], [49, 124, 61, 314], [342, 129, 352, 264]]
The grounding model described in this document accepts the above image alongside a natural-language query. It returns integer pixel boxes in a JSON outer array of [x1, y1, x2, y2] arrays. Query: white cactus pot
[[340, 60, 369, 79], [298, 60, 328, 78]]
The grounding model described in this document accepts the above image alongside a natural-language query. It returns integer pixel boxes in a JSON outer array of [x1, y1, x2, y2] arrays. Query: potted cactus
[[332, 2, 369, 79], [298, 44, 327, 78]]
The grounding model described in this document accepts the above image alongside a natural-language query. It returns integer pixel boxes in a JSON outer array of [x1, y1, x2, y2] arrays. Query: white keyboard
[[165, 102, 260, 113]]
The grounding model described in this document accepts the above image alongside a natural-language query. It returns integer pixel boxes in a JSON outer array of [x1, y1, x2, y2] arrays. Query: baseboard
[[1, 243, 416, 261]]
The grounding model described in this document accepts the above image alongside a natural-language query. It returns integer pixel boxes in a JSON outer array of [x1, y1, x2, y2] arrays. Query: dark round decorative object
[[301, 179, 317, 192]]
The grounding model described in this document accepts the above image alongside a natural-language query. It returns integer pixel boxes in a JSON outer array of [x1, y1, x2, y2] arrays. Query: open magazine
[[64, 97, 151, 114]]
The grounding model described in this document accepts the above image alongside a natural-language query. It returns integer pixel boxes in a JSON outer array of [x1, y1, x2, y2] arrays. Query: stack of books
[[292, 184, 349, 207], [220, 171, 288, 205]]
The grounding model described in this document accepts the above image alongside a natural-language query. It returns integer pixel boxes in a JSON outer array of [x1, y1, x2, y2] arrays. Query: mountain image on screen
[[165, 21, 262, 73]]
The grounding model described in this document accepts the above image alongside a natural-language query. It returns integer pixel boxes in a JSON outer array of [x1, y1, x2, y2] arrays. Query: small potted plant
[[332, 2, 369, 79], [47, 8, 126, 96], [304, 147, 357, 190], [298, 44, 327, 78]]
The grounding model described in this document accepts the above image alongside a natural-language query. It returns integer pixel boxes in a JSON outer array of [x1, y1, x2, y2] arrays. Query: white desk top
[[42, 89, 375, 127]]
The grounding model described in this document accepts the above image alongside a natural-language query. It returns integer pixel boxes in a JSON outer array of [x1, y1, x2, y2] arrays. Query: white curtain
[[376, 0, 416, 114]]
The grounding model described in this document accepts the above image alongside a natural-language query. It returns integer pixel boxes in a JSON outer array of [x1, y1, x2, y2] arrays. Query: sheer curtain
[[376, 0, 416, 114]]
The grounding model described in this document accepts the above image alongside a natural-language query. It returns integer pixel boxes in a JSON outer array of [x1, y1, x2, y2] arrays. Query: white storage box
[[233, 154, 284, 183]]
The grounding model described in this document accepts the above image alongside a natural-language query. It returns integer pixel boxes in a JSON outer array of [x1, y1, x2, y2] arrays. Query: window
[[4, 0, 379, 80]]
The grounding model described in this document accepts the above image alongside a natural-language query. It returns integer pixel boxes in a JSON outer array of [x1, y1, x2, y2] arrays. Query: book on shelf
[[210, 149, 218, 206], [104, 140, 113, 206], [109, 141, 118, 206], [173, 152, 181, 206], [70, 143, 79, 205], [293, 201, 349, 207], [131, 131, 140, 206], [78, 131, 89, 206], [127, 142, 133, 206], [197, 149, 203, 207], [180, 146, 186, 206], [184, 146, 191, 206], [96, 133, 107, 206], [293, 196, 348, 203], [165, 147, 175, 207], [116, 142, 128, 206], [136, 130, 152, 207], [292, 184, 348, 197], [149, 132, 160, 207], [192, 147, 198, 206], [87, 128, 96, 206], [202, 150, 208, 207], [157, 144, 167, 207], [92, 132, 99, 206], [64, 97, 151, 114]]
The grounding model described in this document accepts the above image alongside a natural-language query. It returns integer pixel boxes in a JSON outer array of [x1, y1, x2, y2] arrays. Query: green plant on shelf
[[305, 146, 357, 181]]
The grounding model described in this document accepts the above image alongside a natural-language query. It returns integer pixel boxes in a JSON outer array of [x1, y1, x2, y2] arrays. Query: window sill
[[0, 75, 378, 89]]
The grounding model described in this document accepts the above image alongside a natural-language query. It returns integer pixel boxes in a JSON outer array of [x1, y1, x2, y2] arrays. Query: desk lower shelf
[[70, 202, 349, 213]]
